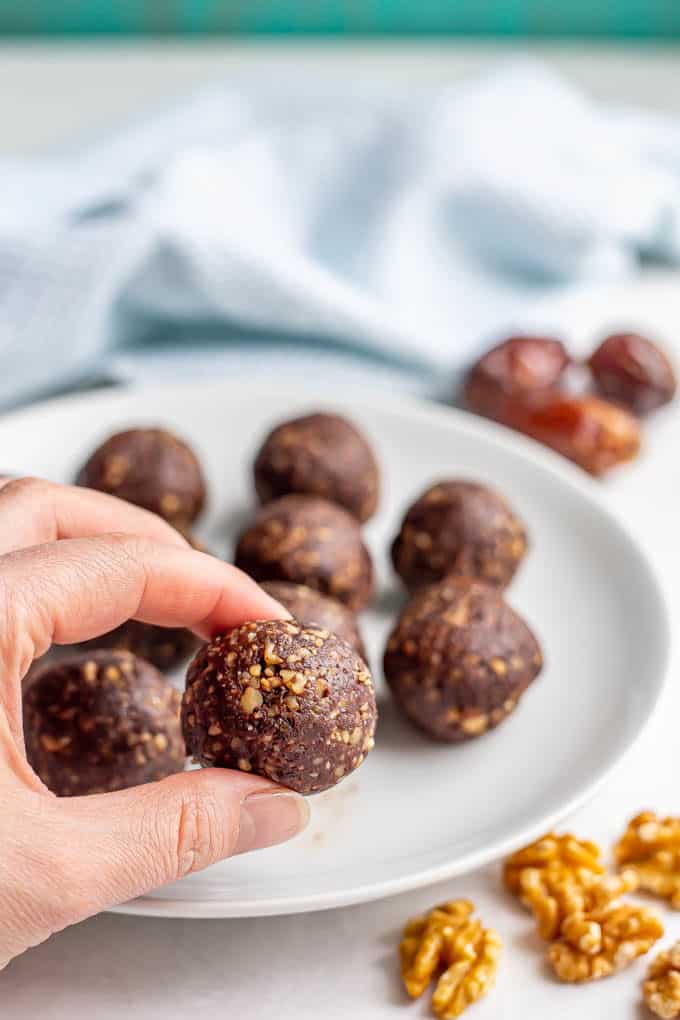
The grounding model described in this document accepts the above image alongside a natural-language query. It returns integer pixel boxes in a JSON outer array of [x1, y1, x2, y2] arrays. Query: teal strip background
[[0, 1, 679, 37]]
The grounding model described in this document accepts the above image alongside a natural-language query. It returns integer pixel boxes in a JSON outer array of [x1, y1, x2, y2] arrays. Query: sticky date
[[464, 335, 570, 421], [508, 395, 641, 476], [588, 333, 676, 415]]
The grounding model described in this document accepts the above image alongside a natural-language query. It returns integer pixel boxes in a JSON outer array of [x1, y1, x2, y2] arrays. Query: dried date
[[480, 393, 641, 476], [588, 333, 676, 415], [464, 336, 570, 421]]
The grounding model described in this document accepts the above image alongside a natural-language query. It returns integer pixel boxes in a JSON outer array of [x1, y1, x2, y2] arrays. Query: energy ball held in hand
[[260, 580, 368, 662], [391, 480, 527, 592], [254, 412, 380, 522], [23, 651, 186, 796], [235, 494, 374, 611], [182, 619, 377, 795], [76, 427, 206, 528], [383, 578, 542, 742]]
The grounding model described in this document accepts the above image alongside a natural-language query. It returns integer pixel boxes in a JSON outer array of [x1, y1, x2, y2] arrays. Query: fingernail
[[234, 790, 309, 856]]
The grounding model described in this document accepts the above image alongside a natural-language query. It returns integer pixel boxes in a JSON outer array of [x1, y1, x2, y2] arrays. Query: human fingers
[[0, 477, 189, 555]]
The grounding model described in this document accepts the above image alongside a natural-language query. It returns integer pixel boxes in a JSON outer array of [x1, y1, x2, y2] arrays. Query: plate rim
[[1, 381, 670, 919]]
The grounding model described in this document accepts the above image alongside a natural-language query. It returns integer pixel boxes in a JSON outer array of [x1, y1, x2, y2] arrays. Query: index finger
[[3, 534, 288, 660], [0, 477, 189, 555]]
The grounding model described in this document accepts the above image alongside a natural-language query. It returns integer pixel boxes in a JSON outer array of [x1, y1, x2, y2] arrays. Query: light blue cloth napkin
[[2, 61, 680, 409]]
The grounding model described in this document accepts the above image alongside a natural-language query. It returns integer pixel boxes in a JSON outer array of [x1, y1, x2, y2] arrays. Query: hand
[[0, 477, 309, 969]]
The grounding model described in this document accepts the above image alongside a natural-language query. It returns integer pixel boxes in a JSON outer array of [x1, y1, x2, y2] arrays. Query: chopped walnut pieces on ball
[[23, 651, 185, 796], [548, 902, 663, 983], [644, 941, 680, 1019], [399, 900, 501, 1018], [235, 494, 374, 611], [182, 619, 377, 795], [76, 427, 206, 528], [254, 411, 380, 522], [615, 812, 680, 909], [259, 581, 368, 662], [391, 480, 527, 592], [384, 578, 542, 743]]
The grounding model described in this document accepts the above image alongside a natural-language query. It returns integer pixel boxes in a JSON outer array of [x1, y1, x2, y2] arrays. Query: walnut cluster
[[504, 831, 663, 983], [548, 901, 663, 983], [644, 941, 680, 1019], [504, 832, 605, 939], [615, 812, 680, 909], [399, 900, 501, 1018]]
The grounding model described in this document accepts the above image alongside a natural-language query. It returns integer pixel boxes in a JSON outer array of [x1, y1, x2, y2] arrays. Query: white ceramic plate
[[0, 383, 669, 918]]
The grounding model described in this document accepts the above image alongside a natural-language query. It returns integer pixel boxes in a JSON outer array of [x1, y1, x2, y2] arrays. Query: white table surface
[[3, 40, 680, 1020]]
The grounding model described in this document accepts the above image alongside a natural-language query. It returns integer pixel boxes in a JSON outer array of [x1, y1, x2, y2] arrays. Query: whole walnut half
[[588, 333, 676, 415], [614, 811, 680, 909], [644, 941, 680, 1019], [399, 899, 501, 1017], [464, 335, 570, 422]]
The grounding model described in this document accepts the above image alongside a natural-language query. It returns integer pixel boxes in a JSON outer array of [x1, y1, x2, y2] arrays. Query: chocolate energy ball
[[76, 427, 206, 528], [78, 619, 199, 672], [23, 651, 185, 796], [182, 619, 377, 794], [235, 495, 374, 611], [254, 412, 379, 522], [260, 581, 368, 662], [391, 480, 527, 592], [383, 578, 542, 742]]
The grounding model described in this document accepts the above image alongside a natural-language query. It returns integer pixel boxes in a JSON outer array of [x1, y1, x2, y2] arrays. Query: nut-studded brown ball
[[383, 578, 542, 742], [76, 427, 206, 528], [23, 651, 185, 796], [254, 412, 379, 522], [391, 480, 527, 592], [259, 581, 368, 662], [182, 619, 377, 794], [235, 495, 374, 611], [77, 619, 199, 672]]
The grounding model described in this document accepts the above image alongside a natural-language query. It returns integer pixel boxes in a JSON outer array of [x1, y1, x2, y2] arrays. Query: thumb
[[51, 769, 308, 918]]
